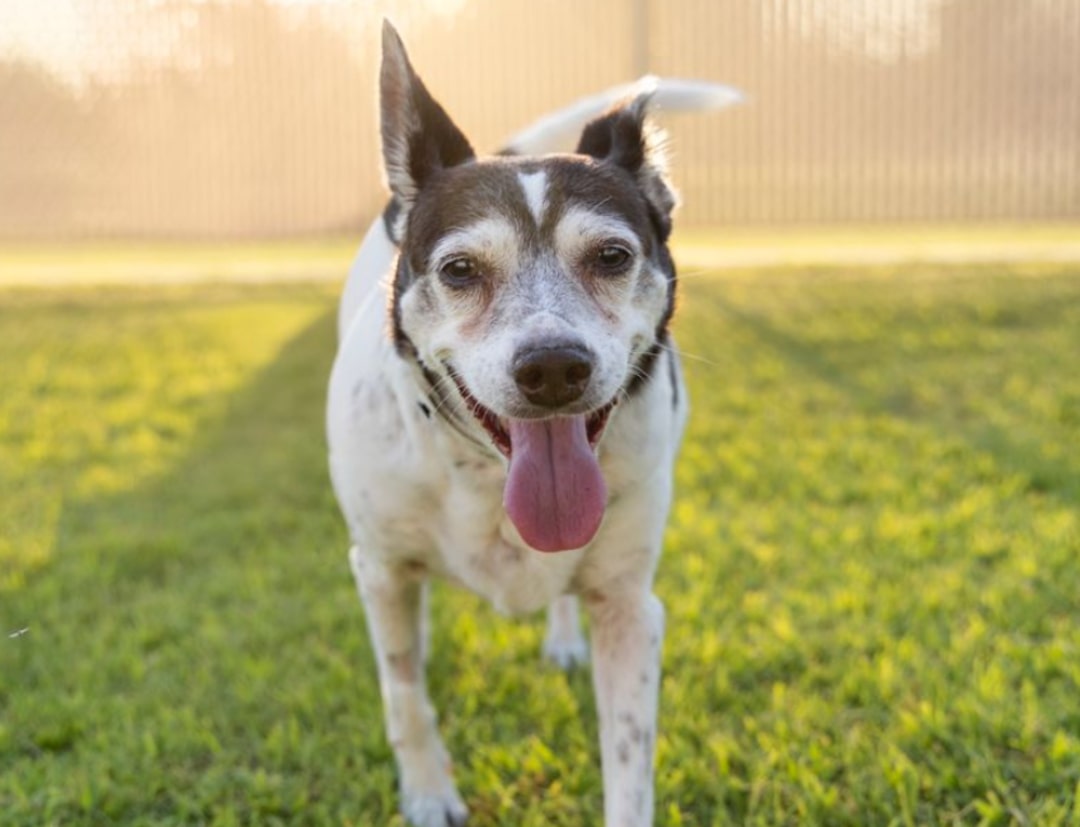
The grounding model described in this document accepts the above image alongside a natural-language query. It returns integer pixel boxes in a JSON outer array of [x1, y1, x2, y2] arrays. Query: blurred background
[[2, 0, 1078, 242]]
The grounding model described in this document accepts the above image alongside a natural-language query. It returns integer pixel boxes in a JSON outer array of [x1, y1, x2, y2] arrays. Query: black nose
[[512, 343, 594, 408]]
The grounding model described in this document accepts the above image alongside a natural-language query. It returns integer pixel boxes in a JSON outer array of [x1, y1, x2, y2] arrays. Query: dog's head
[[380, 23, 678, 553]]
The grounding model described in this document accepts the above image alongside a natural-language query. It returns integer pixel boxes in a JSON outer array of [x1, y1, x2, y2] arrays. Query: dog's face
[[379, 25, 678, 553], [399, 156, 673, 440]]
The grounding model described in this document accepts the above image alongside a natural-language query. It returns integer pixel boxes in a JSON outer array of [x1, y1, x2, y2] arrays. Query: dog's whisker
[[674, 267, 720, 281], [414, 369, 472, 427], [424, 372, 457, 402], [425, 375, 470, 419], [658, 341, 722, 369]]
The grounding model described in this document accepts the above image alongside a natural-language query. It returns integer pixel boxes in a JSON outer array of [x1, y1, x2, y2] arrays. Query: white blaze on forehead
[[517, 170, 548, 225], [429, 216, 520, 270], [554, 206, 641, 259]]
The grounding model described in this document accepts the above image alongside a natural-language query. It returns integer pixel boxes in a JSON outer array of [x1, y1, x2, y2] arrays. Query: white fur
[[328, 73, 712, 827], [338, 217, 398, 341], [517, 170, 548, 224]]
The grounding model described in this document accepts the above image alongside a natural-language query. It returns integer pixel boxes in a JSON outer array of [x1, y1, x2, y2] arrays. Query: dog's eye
[[439, 257, 479, 287], [593, 245, 633, 272]]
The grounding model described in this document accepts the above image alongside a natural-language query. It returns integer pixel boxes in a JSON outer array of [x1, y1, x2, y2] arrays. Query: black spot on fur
[[418, 401, 431, 419]]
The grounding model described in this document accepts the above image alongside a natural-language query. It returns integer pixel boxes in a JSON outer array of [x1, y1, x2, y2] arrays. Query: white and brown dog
[[327, 22, 739, 827]]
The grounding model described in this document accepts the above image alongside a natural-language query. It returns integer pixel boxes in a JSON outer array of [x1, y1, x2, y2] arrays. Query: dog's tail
[[500, 76, 744, 156]]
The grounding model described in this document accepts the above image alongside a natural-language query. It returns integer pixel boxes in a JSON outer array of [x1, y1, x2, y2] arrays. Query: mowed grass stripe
[[1, 266, 1078, 825]]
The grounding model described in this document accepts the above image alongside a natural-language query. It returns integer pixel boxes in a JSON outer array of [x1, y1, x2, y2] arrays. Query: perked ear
[[575, 86, 677, 240], [380, 20, 474, 206]]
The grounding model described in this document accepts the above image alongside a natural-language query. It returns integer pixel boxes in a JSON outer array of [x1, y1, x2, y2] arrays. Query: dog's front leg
[[349, 547, 468, 827], [586, 587, 664, 826]]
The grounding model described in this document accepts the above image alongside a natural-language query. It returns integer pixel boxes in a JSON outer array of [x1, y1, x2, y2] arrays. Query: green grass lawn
[[1, 263, 1078, 825]]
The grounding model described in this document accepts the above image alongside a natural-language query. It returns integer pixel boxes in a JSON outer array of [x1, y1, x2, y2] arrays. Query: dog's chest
[[431, 456, 583, 615], [331, 361, 582, 616]]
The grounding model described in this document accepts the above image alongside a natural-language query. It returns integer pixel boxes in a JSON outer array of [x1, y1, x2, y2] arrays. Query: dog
[[327, 21, 739, 827]]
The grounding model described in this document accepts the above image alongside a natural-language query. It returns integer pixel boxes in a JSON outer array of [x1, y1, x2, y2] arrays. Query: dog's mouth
[[448, 370, 615, 458], [447, 368, 614, 553]]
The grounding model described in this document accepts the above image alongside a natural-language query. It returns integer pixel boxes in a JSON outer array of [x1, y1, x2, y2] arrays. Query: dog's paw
[[398, 740, 468, 827], [543, 635, 590, 670], [401, 789, 469, 827]]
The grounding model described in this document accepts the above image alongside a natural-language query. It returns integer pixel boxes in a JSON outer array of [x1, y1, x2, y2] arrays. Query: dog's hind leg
[[543, 595, 589, 670], [349, 546, 468, 827], [586, 588, 664, 827]]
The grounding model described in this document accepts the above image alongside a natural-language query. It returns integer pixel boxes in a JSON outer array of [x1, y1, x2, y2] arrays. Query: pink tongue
[[503, 416, 607, 552]]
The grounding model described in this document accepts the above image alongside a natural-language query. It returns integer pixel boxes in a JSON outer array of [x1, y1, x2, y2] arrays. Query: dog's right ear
[[380, 20, 474, 208]]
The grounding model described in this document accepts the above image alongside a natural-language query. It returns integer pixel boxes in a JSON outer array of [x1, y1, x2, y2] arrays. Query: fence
[[1, 0, 1078, 239]]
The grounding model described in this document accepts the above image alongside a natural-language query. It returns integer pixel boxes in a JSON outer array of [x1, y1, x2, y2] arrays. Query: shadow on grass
[[3, 307, 397, 822], [4, 299, 597, 824], [53, 307, 343, 596], [696, 277, 1080, 506]]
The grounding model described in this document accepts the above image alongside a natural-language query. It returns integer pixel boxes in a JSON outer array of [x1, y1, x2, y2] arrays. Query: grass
[[0, 240, 356, 286], [4, 223, 1078, 286], [1, 260, 1079, 825]]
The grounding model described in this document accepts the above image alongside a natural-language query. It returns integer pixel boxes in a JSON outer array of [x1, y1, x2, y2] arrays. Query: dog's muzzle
[[446, 339, 616, 554]]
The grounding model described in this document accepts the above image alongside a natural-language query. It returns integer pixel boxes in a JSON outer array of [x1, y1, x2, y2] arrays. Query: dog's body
[[327, 23, 738, 827]]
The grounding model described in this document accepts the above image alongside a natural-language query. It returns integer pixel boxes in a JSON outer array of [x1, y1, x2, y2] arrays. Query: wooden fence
[[1, 0, 1077, 238]]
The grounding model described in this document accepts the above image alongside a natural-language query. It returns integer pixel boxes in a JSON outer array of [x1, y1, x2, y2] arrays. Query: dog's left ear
[[576, 90, 676, 241], [379, 20, 474, 207]]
